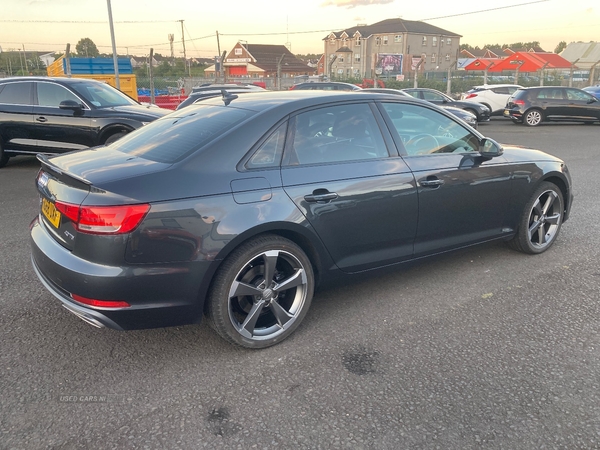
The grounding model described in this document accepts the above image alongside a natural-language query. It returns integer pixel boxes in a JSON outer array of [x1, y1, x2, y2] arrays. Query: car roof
[[191, 84, 264, 92], [293, 81, 360, 88], [518, 86, 575, 90], [0, 76, 103, 86], [177, 89, 427, 115], [471, 84, 523, 89]]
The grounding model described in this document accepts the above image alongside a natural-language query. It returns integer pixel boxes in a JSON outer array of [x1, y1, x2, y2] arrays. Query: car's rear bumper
[[504, 108, 523, 121], [30, 216, 214, 330]]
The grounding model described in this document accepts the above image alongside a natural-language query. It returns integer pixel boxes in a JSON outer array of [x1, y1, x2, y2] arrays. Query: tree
[[75, 38, 100, 58], [554, 41, 567, 54]]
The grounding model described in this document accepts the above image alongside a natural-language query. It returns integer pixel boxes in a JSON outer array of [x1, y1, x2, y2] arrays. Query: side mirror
[[59, 100, 83, 112], [480, 138, 504, 157], [588, 97, 598, 104]]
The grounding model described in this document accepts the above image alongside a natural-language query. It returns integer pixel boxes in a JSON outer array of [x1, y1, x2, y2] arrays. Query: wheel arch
[[99, 124, 135, 144], [200, 222, 332, 313]]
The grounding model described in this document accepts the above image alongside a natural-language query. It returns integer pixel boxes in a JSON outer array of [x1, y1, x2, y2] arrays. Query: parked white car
[[461, 84, 522, 116]]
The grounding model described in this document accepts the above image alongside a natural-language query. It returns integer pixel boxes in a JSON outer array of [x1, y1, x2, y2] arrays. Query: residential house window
[[235, 48, 242, 55], [422, 36, 427, 46], [375, 37, 381, 46], [432, 37, 437, 47], [446, 38, 452, 45], [431, 53, 437, 63], [353, 68, 360, 75], [394, 35, 402, 43], [329, 38, 336, 45], [354, 53, 360, 62], [337, 69, 344, 74], [383, 36, 388, 45], [445, 54, 451, 61], [339, 56, 344, 63], [355, 37, 361, 46]]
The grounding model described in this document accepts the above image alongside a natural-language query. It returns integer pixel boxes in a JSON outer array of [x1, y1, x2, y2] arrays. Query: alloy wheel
[[527, 189, 562, 250], [228, 249, 309, 341]]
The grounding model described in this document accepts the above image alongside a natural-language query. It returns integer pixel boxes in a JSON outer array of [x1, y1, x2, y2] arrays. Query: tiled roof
[[245, 44, 312, 72], [326, 18, 461, 40]]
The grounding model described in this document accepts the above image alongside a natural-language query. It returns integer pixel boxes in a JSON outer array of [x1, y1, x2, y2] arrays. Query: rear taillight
[[54, 201, 150, 234], [514, 99, 526, 106], [465, 93, 478, 99], [71, 293, 130, 309]]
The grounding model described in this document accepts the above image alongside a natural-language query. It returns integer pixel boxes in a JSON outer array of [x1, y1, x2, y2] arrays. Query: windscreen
[[70, 81, 139, 107], [110, 105, 254, 163]]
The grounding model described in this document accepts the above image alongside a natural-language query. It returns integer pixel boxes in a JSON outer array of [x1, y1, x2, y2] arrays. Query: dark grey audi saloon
[[30, 90, 573, 348]]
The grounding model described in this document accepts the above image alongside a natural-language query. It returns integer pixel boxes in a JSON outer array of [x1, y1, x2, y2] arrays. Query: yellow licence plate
[[41, 197, 61, 228]]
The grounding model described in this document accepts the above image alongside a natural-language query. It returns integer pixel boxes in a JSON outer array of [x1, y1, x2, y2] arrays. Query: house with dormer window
[[323, 18, 461, 79]]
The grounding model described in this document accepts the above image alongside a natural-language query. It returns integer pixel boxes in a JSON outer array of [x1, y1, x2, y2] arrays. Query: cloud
[[322, 0, 394, 9]]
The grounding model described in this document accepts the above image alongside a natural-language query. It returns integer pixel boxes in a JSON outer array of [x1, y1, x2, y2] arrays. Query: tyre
[[508, 182, 564, 254], [0, 141, 8, 168], [104, 131, 128, 145], [206, 235, 314, 348], [523, 109, 543, 127]]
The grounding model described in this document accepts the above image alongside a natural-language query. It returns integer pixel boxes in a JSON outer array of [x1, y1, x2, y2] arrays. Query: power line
[[0, 19, 175, 24], [420, 0, 551, 21]]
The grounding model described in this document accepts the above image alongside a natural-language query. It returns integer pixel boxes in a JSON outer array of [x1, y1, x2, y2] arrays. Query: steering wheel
[[308, 123, 331, 138], [406, 134, 440, 155]]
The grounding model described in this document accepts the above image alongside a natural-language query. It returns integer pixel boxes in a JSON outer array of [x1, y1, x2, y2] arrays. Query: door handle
[[419, 178, 444, 187], [36, 117, 48, 123], [304, 191, 338, 203]]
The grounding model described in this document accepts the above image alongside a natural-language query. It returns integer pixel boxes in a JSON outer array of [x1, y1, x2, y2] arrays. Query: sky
[[0, 0, 598, 58]]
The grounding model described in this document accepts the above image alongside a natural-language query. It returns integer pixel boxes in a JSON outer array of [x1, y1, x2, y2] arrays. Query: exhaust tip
[[62, 304, 106, 328]]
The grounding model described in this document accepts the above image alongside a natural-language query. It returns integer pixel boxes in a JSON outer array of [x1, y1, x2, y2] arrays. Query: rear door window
[[287, 103, 389, 165], [0, 82, 33, 105]]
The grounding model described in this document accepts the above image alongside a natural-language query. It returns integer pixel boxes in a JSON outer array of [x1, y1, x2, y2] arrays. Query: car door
[[0, 81, 35, 154], [535, 88, 567, 119], [564, 88, 600, 119], [281, 102, 418, 273], [32, 81, 94, 153], [377, 101, 513, 257]]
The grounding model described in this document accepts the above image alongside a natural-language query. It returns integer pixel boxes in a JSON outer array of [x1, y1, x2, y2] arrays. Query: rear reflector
[[54, 201, 150, 234], [71, 294, 130, 309]]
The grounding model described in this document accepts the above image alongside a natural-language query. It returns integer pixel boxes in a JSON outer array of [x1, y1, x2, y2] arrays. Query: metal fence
[[136, 69, 596, 100]]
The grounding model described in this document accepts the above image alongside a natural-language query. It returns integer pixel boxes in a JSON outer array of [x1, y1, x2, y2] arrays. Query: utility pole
[[216, 31, 222, 83], [179, 20, 191, 78], [149, 48, 155, 105], [106, 0, 120, 89], [65, 43, 72, 77]]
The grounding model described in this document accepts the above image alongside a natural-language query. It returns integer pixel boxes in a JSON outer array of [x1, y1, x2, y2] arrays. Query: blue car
[[583, 85, 600, 100]]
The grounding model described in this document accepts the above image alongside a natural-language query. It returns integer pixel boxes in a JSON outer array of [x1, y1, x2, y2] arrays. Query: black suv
[[290, 82, 361, 91], [0, 77, 170, 167], [175, 84, 266, 110], [504, 86, 600, 126]]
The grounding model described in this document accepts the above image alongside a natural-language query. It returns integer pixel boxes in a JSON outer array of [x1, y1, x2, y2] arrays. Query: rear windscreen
[[110, 105, 253, 163]]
